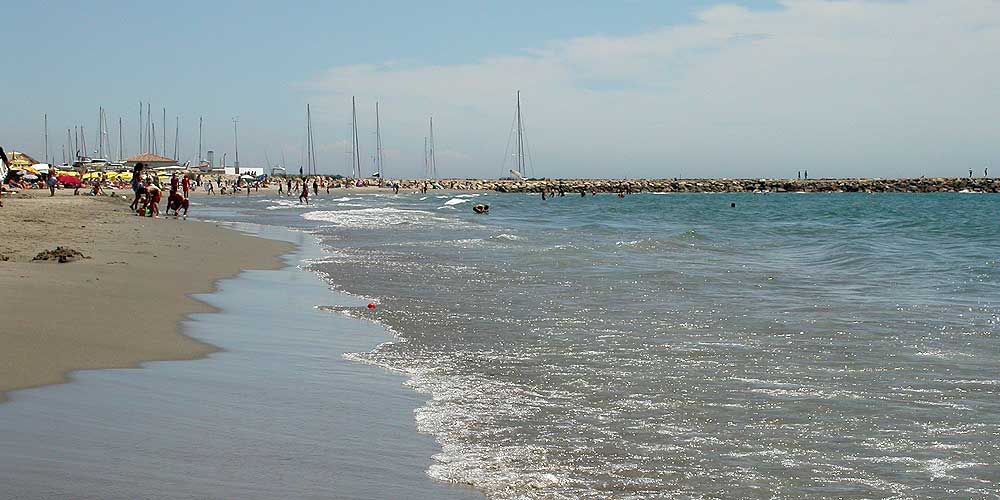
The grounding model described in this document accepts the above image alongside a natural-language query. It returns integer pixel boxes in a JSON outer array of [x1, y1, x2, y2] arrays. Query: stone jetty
[[355, 178, 1000, 193]]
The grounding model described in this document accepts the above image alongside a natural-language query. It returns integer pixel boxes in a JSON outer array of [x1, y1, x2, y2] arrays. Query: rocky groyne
[[354, 178, 1000, 193]]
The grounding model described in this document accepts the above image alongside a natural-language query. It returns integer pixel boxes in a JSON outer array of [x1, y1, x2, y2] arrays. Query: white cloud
[[303, 1, 1000, 179]]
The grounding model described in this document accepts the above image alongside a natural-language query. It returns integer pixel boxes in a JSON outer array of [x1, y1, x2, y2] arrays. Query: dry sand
[[0, 189, 293, 402]]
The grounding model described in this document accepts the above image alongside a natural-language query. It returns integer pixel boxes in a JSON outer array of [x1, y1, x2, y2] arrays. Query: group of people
[[129, 163, 190, 218]]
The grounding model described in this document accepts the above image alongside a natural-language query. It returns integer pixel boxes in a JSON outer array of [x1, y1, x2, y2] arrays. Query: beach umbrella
[[58, 175, 82, 187], [31, 163, 50, 174], [23, 174, 39, 180]]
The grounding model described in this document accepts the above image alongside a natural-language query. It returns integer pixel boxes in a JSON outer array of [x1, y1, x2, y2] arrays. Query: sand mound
[[32, 246, 87, 263]]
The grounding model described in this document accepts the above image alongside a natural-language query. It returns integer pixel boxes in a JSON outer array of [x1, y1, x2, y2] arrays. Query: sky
[[1, 0, 998, 179]]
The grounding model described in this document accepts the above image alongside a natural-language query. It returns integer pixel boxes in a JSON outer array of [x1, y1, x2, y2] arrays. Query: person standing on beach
[[169, 173, 179, 198], [130, 164, 146, 211], [0, 146, 9, 207], [182, 175, 190, 199], [47, 172, 58, 196]]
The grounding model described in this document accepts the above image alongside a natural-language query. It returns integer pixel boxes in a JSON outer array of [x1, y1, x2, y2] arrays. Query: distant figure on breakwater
[[987, 167, 990, 178], [804, 170, 808, 180], [970, 169, 974, 178], [797, 171, 801, 180]]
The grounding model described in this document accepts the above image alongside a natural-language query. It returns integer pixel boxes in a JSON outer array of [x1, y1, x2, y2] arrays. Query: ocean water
[[198, 191, 1000, 499]]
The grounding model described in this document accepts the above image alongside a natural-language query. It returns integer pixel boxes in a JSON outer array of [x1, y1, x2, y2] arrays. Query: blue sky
[[2, 1, 997, 178]]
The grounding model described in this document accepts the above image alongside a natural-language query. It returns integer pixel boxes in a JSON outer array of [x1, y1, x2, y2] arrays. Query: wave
[[302, 207, 439, 228]]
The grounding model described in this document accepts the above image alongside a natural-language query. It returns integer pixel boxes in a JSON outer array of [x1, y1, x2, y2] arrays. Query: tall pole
[[67, 128, 73, 163], [516, 90, 524, 176], [429, 117, 436, 179], [174, 116, 179, 160], [162, 108, 166, 157], [44, 113, 49, 164], [351, 96, 361, 178], [198, 116, 203, 163], [96, 107, 103, 158], [375, 101, 382, 178], [147, 103, 151, 153], [119, 117, 123, 160], [233, 116, 240, 172], [424, 137, 428, 178], [306, 104, 312, 176], [152, 122, 156, 155], [138, 102, 143, 153]]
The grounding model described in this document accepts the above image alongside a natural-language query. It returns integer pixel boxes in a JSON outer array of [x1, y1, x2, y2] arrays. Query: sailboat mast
[[138, 102, 143, 153], [44, 113, 49, 164], [67, 129, 73, 162], [162, 108, 166, 157], [119, 117, 124, 161], [516, 91, 524, 176], [424, 137, 428, 178], [97, 107, 103, 158], [429, 117, 436, 179], [351, 96, 361, 178], [306, 104, 313, 175], [198, 117, 203, 163], [375, 102, 383, 178], [174, 116, 179, 160]]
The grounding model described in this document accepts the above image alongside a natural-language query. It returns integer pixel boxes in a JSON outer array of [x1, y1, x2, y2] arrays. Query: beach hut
[[8, 151, 39, 169], [125, 153, 176, 170]]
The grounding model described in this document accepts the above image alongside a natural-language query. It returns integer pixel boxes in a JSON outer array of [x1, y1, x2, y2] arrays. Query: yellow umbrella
[[56, 170, 80, 177]]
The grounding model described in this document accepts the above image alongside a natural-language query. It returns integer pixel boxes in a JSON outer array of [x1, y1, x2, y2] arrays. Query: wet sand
[[0, 223, 481, 499], [0, 190, 293, 401]]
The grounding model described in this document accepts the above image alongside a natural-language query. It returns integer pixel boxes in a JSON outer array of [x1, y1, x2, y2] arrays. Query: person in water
[[312, 179, 319, 196], [299, 182, 309, 204]]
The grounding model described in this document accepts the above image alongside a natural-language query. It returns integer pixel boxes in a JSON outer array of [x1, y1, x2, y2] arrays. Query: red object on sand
[[367, 303, 377, 310], [58, 175, 82, 188]]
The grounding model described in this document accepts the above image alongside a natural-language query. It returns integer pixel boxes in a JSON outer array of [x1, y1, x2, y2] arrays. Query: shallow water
[[197, 191, 1000, 499], [0, 225, 479, 500]]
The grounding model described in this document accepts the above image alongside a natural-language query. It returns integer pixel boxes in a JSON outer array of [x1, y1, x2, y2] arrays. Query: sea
[[189, 190, 1000, 499]]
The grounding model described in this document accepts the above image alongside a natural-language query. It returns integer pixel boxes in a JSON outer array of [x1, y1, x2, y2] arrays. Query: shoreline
[[0, 217, 481, 499], [0, 190, 294, 402]]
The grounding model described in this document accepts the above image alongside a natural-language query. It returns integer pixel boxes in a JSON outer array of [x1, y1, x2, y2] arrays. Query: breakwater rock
[[352, 178, 1000, 194]]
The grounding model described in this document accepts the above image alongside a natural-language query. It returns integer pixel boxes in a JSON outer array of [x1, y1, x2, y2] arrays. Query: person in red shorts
[[144, 184, 162, 217], [299, 181, 309, 204], [166, 191, 189, 217], [182, 175, 190, 199]]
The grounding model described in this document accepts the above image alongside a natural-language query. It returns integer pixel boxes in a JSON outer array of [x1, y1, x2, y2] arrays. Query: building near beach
[[125, 153, 176, 169], [7, 151, 39, 168]]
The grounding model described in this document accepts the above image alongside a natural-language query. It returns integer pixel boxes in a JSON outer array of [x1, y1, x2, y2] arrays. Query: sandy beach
[[0, 189, 293, 402]]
